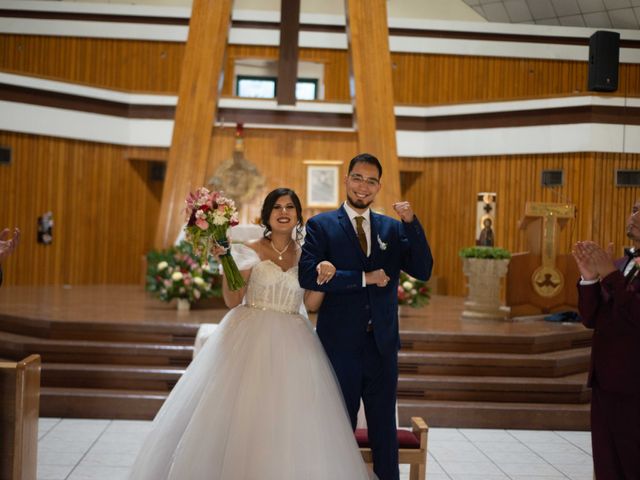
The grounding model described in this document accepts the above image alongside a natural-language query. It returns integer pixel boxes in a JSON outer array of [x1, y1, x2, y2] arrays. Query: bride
[[129, 188, 372, 479]]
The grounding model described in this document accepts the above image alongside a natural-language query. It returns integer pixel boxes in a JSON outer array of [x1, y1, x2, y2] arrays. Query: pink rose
[[196, 218, 209, 230]]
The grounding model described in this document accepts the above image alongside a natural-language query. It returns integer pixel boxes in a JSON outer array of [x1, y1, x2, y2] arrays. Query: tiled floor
[[37, 418, 594, 480]]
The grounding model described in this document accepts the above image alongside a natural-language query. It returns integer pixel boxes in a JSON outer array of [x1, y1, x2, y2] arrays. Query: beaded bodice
[[244, 260, 303, 315]]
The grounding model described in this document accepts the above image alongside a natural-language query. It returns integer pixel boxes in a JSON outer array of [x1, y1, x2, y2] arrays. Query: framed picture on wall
[[304, 161, 342, 208]]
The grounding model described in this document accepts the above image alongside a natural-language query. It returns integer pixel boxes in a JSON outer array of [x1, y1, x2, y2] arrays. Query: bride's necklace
[[270, 238, 292, 261]]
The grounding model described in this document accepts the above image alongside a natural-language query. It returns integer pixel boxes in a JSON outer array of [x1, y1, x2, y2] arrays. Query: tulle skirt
[[128, 305, 371, 479]]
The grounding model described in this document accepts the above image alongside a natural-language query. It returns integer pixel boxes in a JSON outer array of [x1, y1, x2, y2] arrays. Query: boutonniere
[[377, 234, 387, 251]]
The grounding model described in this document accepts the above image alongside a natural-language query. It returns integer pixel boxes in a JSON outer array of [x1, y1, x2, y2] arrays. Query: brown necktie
[[354, 216, 368, 255]]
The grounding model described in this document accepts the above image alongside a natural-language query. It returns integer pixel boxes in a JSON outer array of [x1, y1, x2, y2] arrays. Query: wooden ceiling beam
[[277, 0, 301, 106], [154, 0, 234, 248], [345, 0, 401, 214]]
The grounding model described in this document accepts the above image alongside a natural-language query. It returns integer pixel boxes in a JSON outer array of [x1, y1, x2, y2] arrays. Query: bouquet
[[184, 187, 245, 291], [146, 241, 221, 303], [397, 271, 430, 308]]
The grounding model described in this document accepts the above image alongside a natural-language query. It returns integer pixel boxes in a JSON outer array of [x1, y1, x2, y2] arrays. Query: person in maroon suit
[[572, 209, 640, 480], [0, 227, 20, 287]]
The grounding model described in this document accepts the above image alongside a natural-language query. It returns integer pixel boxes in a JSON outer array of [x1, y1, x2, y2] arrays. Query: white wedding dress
[[129, 245, 371, 479]]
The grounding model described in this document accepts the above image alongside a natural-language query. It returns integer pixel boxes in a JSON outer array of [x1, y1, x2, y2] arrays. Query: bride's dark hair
[[260, 188, 304, 243]]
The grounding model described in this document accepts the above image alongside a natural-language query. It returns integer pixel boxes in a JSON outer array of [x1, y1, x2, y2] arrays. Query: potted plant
[[146, 241, 222, 311], [459, 246, 511, 320], [397, 271, 430, 316]]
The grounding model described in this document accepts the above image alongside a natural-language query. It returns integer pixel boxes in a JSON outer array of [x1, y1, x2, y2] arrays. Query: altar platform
[[0, 285, 592, 430]]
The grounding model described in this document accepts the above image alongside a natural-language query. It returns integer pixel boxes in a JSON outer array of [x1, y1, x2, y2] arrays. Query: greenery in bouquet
[[458, 246, 511, 259], [397, 271, 430, 308], [146, 241, 221, 303], [184, 187, 245, 291]]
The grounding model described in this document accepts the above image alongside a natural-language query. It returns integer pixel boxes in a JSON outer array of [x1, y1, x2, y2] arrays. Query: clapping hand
[[0, 227, 20, 264], [572, 241, 616, 281], [393, 201, 415, 223]]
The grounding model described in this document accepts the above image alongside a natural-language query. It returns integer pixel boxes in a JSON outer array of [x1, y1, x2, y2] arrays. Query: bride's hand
[[210, 242, 229, 261], [316, 260, 336, 285]]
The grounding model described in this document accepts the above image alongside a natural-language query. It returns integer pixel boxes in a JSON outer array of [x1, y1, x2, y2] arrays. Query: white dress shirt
[[624, 248, 637, 277]]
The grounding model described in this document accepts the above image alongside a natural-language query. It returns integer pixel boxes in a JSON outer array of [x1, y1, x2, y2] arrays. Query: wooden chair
[[356, 416, 429, 480], [0, 355, 41, 480]]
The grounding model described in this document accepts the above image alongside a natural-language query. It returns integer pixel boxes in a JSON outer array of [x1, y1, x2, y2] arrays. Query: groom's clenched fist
[[365, 269, 390, 287], [393, 201, 415, 223]]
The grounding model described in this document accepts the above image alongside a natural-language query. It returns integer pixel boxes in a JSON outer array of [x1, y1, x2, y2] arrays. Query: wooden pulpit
[[506, 202, 580, 317]]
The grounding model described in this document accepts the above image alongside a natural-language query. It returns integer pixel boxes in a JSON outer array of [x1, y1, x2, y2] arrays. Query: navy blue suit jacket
[[299, 206, 433, 355]]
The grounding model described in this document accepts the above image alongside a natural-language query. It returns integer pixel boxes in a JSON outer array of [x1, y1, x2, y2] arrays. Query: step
[[397, 372, 590, 403], [401, 328, 592, 354], [398, 398, 590, 430], [41, 363, 185, 391], [0, 313, 202, 343], [40, 387, 167, 420], [0, 331, 194, 366], [398, 348, 590, 377]]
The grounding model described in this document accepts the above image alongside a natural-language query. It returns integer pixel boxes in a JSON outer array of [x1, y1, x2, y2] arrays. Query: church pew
[[0, 355, 41, 480]]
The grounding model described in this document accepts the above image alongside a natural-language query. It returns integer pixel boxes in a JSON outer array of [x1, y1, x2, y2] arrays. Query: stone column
[[462, 258, 511, 320]]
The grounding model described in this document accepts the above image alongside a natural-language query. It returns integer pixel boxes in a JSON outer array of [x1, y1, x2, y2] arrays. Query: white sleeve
[[230, 243, 261, 271]]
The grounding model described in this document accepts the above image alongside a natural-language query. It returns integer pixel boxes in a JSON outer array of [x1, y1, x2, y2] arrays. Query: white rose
[[402, 281, 413, 291], [411, 289, 417, 295], [171, 271, 183, 281], [213, 213, 227, 226], [157, 261, 168, 271], [193, 277, 205, 286]]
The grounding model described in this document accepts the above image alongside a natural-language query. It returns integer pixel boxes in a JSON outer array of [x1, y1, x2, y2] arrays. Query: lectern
[[506, 202, 580, 317]]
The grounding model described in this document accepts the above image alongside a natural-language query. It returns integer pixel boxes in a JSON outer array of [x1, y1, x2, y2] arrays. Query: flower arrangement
[[184, 187, 245, 290], [458, 246, 511, 259], [146, 242, 221, 303], [397, 271, 430, 308]]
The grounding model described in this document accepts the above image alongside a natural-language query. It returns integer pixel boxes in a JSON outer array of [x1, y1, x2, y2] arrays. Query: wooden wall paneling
[[124, 147, 169, 163], [389, 54, 637, 106], [0, 128, 637, 289], [593, 152, 640, 256], [205, 127, 357, 220], [155, 0, 233, 248], [0, 133, 161, 285], [0, 35, 184, 93], [621, 64, 640, 96], [398, 152, 638, 297], [3, 33, 639, 104]]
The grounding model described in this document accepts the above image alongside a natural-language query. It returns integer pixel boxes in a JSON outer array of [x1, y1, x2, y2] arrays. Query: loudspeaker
[[588, 30, 620, 92], [0, 146, 10, 165]]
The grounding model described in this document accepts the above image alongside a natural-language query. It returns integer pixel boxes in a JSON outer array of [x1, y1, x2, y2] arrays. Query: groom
[[299, 153, 433, 480]]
